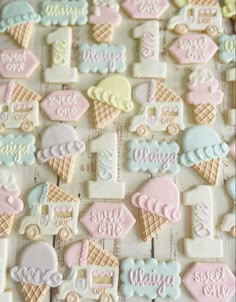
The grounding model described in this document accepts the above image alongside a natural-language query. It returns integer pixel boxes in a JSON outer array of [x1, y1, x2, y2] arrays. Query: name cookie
[[218, 35, 236, 63], [79, 44, 127, 73], [128, 139, 179, 174], [120, 258, 181, 300]]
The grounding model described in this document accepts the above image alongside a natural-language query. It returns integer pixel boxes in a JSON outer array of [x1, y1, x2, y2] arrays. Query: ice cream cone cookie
[[11, 241, 62, 302], [220, 176, 236, 238], [186, 67, 224, 125], [37, 124, 85, 183], [222, 0, 236, 19], [0, 1, 40, 48], [87, 75, 133, 129], [90, 0, 121, 43], [180, 126, 229, 186], [131, 177, 181, 241], [19, 182, 80, 241], [0, 81, 42, 133], [129, 80, 185, 136], [0, 170, 23, 237], [58, 240, 119, 301]]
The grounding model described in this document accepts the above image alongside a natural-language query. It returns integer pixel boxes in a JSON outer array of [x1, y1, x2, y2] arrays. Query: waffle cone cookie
[[93, 24, 114, 43], [193, 104, 216, 125], [193, 158, 221, 186], [191, 0, 218, 5], [93, 100, 121, 129], [7, 23, 33, 48], [88, 240, 119, 267], [0, 214, 15, 237], [48, 156, 76, 183], [47, 183, 75, 202], [21, 283, 49, 302], [11, 82, 42, 102], [139, 209, 168, 241]]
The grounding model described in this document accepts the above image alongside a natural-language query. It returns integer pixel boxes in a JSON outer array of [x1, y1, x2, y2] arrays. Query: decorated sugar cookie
[[131, 177, 181, 241], [183, 262, 236, 302], [19, 182, 80, 241], [11, 241, 62, 302], [40, 90, 89, 122], [87, 75, 133, 129], [218, 35, 236, 63], [229, 138, 236, 161], [183, 186, 223, 258], [58, 240, 119, 301], [222, 0, 236, 19], [37, 124, 85, 183], [122, 0, 170, 19], [127, 139, 180, 174], [0, 1, 40, 48], [220, 176, 236, 238], [169, 34, 218, 64], [0, 49, 40, 79], [0, 239, 12, 301], [186, 66, 224, 125], [168, 1, 223, 36], [120, 258, 181, 300], [129, 80, 185, 136], [226, 67, 236, 125], [0, 81, 42, 133], [180, 126, 229, 186], [41, 0, 88, 26], [79, 44, 127, 74], [90, 0, 121, 43]]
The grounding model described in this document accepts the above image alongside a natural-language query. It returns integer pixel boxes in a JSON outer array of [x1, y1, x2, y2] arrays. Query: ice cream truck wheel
[[167, 123, 180, 135], [174, 24, 189, 35], [136, 125, 150, 137], [65, 291, 80, 302], [99, 293, 113, 302], [25, 224, 41, 241], [230, 226, 236, 238], [205, 25, 218, 36], [58, 227, 72, 241], [21, 119, 34, 132], [0, 123, 5, 133]]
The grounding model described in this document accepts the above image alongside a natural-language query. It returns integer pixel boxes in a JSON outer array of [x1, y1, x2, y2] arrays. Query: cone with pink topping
[[131, 176, 181, 241]]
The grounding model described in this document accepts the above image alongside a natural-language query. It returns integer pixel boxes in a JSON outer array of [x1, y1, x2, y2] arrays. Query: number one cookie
[[183, 186, 223, 258], [44, 27, 78, 83], [133, 21, 167, 79], [87, 133, 125, 199]]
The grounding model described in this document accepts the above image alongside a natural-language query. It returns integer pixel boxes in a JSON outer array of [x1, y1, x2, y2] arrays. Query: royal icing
[[122, 0, 170, 19], [132, 21, 167, 78], [229, 139, 236, 161], [87, 133, 125, 199], [41, 0, 88, 26], [129, 80, 185, 136], [41, 90, 89, 122], [218, 35, 236, 63], [79, 44, 127, 73], [183, 262, 236, 302], [128, 139, 179, 174], [19, 182, 80, 240], [0, 49, 39, 79], [80, 202, 135, 239], [169, 34, 218, 64], [90, 0, 121, 25], [183, 186, 223, 258], [222, 0, 236, 19], [44, 27, 78, 83], [120, 258, 181, 300]]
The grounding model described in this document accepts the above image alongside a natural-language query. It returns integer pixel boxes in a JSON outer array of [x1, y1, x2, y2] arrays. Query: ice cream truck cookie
[[220, 176, 236, 238], [19, 182, 80, 241], [168, 0, 223, 36], [129, 80, 185, 136], [58, 239, 119, 301], [0, 81, 42, 133]]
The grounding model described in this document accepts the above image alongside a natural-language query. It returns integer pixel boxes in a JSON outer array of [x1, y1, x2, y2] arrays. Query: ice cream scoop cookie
[[180, 126, 229, 185], [0, 170, 24, 237], [186, 66, 224, 125], [131, 176, 181, 241], [19, 181, 80, 241], [37, 124, 85, 183], [0, 1, 41, 48], [11, 241, 62, 302]]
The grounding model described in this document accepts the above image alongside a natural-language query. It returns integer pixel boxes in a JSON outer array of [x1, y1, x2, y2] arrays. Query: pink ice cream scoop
[[131, 176, 181, 222], [90, 5, 121, 25], [64, 240, 89, 268]]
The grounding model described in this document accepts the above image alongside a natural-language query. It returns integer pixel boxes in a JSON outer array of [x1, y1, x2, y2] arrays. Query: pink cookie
[[0, 49, 39, 78], [229, 138, 236, 160], [169, 34, 218, 64], [80, 202, 136, 239], [40, 90, 90, 122], [183, 262, 236, 302], [122, 0, 169, 19]]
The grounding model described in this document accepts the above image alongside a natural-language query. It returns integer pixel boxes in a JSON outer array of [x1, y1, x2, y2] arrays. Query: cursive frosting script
[[0, 142, 30, 163]]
